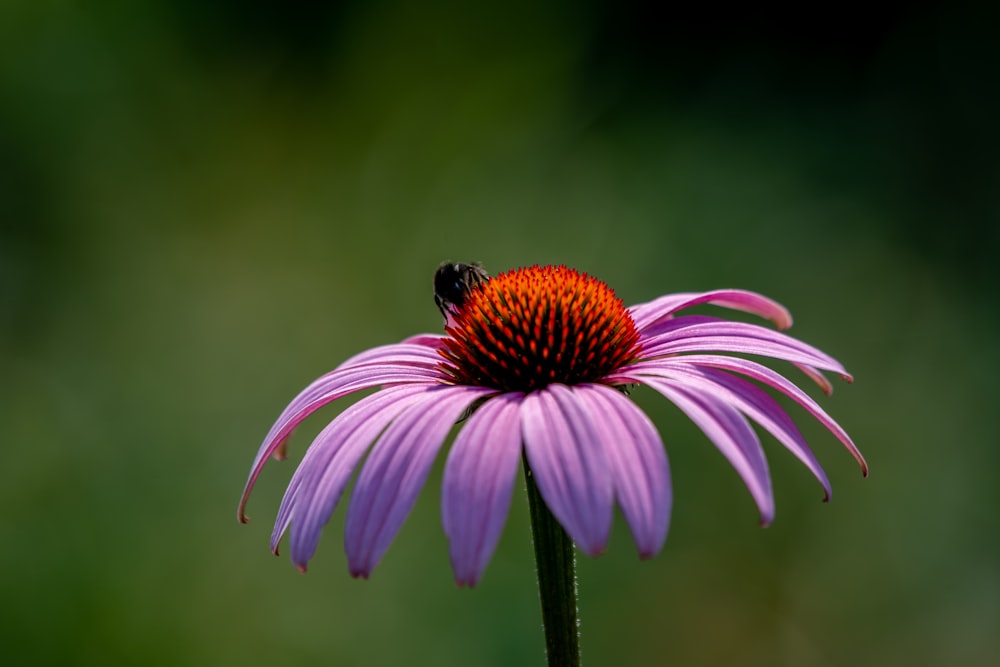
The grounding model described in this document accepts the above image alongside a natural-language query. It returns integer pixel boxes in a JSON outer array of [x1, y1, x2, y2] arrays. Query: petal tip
[[272, 437, 291, 461], [237, 492, 253, 524], [854, 452, 870, 478]]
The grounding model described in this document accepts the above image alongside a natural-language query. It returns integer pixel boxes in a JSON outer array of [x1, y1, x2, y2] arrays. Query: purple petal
[[521, 384, 613, 556], [635, 317, 849, 390], [630, 289, 793, 332], [635, 375, 776, 524], [442, 393, 526, 587], [238, 358, 444, 523], [635, 314, 728, 339], [345, 385, 495, 578], [577, 384, 671, 558], [399, 333, 447, 349], [625, 362, 832, 501], [792, 362, 838, 395], [637, 321, 848, 374], [276, 385, 431, 568], [635, 354, 867, 475], [335, 340, 444, 369]]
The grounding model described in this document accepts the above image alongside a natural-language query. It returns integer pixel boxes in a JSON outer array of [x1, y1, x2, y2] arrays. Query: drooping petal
[[636, 354, 867, 475], [345, 385, 496, 578], [623, 361, 832, 501], [629, 289, 793, 332], [238, 355, 445, 523], [637, 321, 848, 375], [521, 384, 614, 556], [442, 393, 526, 587], [637, 375, 776, 524], [577, 384, 671, 558], [276, 385, 431, 568]]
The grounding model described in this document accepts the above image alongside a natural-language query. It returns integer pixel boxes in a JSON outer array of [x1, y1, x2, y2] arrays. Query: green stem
[[523, 453, 581, 667]]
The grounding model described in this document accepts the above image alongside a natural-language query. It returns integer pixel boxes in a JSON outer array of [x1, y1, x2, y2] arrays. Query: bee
[[434, 261, 490, 323]]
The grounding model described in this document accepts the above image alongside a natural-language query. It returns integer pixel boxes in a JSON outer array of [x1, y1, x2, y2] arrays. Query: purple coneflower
[[239, 264, 866, 588]]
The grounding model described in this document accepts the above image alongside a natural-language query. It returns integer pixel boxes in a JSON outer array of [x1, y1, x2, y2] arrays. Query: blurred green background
[[2, 1, 997, 665]]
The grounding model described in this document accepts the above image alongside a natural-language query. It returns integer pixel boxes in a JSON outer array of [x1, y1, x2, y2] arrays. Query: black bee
[[434, 261, 490, 322]]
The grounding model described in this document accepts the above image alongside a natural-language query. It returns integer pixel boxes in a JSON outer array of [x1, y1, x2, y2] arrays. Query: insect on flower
[[239, 263, 867, 587], [434, 261, 490, 325]]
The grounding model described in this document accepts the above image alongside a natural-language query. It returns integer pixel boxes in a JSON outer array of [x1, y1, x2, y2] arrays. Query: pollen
[[439, 265, 642, 392]]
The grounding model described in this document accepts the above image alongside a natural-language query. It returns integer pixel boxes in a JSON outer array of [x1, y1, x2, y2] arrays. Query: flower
[[239, 265, 866, 587]]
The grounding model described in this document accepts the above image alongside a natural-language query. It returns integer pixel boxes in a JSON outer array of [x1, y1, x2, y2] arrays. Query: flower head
[[239, 265, 866, 586]]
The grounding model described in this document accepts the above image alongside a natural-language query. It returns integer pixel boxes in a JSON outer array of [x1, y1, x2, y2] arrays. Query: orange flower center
[[438, 265, 641, 392]]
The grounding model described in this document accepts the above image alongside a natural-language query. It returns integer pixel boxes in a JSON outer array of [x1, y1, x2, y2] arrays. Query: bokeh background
[[2, 1, 997, 665]]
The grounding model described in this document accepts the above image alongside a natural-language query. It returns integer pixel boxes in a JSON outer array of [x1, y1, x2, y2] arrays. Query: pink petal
[[336, 340, 444, 369], [625, 361, 832, 501], [792, 362, 839, 395], [344, 385, 495, 578], [521, 385, 613, 556], [399, 333, 447, 348], [638, 332, 847, 379], [637, 375, 776, 524], [442, 393, 526, 587], [630, 289, 793, 331], [576, 384, 671, 558], [635, 314, 727, 339], [635, 316, 849, 391], [237, 361, 443, 523], [640, 354, 867, 476], [275, 385, 431, 569]]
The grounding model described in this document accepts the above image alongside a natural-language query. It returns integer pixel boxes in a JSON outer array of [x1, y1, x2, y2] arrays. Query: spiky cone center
[[439, 265, 642, 392]]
